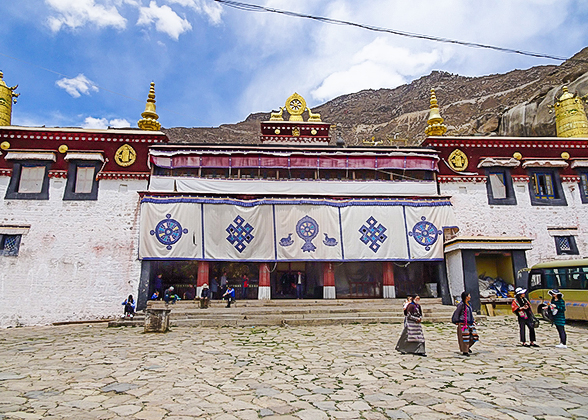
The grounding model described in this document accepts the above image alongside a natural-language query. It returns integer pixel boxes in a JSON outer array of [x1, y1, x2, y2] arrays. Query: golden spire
[[0, 71, 20, 126], [138, 82, 161, 131], [425, 88, 447, 136], [553, 86, 588, 138]]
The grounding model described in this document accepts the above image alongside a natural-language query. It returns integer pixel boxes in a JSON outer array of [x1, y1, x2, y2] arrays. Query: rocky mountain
[[164, 47, 588, 146]]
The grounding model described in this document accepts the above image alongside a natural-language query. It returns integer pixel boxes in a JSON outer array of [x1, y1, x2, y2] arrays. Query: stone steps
[[108, 298, 459, 328]]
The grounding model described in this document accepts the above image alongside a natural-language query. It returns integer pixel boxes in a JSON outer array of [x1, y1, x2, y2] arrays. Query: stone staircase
[[108, 298, 459, 328]]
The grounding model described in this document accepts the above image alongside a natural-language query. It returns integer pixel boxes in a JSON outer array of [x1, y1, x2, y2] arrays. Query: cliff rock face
[[164, 48, 588, 145]]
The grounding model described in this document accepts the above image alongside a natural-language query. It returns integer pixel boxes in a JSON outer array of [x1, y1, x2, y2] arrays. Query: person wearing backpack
[[512, 287, 539, 347], [548, 289, 567, 348], [451, 291, 478, 356]]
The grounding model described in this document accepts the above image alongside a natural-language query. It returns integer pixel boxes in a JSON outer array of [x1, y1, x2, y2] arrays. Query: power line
[[215, 0, 588, 64], [0, 51, 199, 122]]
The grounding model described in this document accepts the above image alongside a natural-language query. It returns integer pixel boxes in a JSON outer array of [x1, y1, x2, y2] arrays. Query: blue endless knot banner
[[359, 216, 387, 253], [226, 215, 255, 253]]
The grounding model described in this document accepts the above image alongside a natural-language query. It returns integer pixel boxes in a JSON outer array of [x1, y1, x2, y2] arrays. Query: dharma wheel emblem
[[115, 144, 137, 167], [285, 93, 307, 122], [150, 214, 188, 250], [448, 149, 468, 172]]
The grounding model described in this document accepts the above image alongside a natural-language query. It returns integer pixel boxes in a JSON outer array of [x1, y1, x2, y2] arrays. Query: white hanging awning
[[4, 151, 56, 161], [571, 159, 588, 168], [64, 152, 105, 162], [522, 159, 568, 169], [477, 157, 521, 168]]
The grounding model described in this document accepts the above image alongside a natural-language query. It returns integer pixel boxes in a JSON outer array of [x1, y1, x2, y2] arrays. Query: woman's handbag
[[532, 315, 540, 328]]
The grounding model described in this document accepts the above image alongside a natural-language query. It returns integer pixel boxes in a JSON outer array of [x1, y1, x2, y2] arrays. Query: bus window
[[544, 269, 559, 289], [530, 273, 542, 290], [579, 268, 588, 290], [555, 268, 569, 289]]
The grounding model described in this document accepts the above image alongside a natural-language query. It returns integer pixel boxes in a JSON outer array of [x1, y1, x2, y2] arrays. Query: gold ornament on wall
[[292, 127, 300, 137], [0, 141, 10, 150], [58, 144, 68, 154], [513, 152, 522, 160], [448, 149, 469, 172], [114, 144, 137, 167], [561, 151, 570, 160]]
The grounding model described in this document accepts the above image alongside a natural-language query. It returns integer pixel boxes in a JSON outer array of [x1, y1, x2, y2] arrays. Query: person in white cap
[[200, 283, 210, 309], [548, 289, 567, 348], [512, 287, 538, 347]]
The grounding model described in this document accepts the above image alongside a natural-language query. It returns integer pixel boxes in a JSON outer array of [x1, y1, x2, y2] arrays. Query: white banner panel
[[203, 204, 274, 261], [139, 201, 201, 259], [340, 206, 408, 260], [405, 205, 457, 260], [275, 205, 342, 260]]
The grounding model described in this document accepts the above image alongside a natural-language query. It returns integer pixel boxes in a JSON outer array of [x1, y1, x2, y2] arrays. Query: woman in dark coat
[[549, 289, 567, 348], [452, 292, 478, 356], [512, 287, 538, 347], [396, 295, 426, 356]]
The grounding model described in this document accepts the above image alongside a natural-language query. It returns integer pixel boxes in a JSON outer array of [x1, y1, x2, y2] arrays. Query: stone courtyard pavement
[[1, 317, 587, 420]]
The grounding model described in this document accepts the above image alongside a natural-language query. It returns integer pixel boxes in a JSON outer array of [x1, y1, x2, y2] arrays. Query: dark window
[[578, 172, 588, 203], [485, 168, 516, 205], [0, 234, 21, 257], [528, 169, 567, 206], [554, 236, 579, 255], [5, 160, 52, 200], [63, 161, 101, 201]]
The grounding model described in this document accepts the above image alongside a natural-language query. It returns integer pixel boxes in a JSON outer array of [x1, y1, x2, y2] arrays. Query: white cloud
[[137, 1, 192, 40], [165, 0, 222, 24], [45, 0, 127, 31], [55, 74, 99, 98], [109, 118, 131, 127], [82, 117, 109, 129], [82, 117, 131, 129]]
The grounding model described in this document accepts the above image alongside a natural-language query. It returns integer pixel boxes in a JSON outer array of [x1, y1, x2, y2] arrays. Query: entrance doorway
[[210, 262, 259, 299]]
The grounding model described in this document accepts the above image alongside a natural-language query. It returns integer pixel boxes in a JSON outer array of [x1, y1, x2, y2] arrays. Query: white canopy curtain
[[139, 197, 457, 262]]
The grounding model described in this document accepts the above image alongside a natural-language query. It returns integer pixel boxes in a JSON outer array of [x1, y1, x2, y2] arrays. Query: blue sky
[[1, 0, 588, 130]]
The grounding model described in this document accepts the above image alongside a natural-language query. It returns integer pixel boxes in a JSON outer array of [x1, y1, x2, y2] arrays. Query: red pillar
[[258, 262, 271, 299], [383, 261, 396, 298], [197, 261, 209, 288], [323, 262, 336, 299]]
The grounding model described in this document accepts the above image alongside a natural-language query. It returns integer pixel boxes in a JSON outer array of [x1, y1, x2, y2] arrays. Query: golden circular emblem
[[561, 151, 570, 160], [114, 144, 137, 167], [0, 141, 10, 150], [448, 149, 469, 172], [513, 152, 522, 160], [285, 93, 306, 121], [58, 144, 68, 154]]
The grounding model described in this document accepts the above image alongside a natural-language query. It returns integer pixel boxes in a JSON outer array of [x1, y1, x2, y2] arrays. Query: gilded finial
[[553, 86, 588, 138], [0, 71, 20, 126], [425, 88, 447, 136], [138, 81, 161, 131]]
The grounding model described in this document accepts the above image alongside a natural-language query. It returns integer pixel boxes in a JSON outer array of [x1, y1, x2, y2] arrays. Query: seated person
[[164, 286, 179, 304], [200, 284, 210, 309], [122, 295, 135, 318], [223, 286, 236, 308], [150, 290, 160, 300], [183, 284, 196, 300]]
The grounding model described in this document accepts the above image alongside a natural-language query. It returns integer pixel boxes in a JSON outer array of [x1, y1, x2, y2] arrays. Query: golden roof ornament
[[553, 86, 588, 138], [138, 82, 161, 131], [0, 71, 20, 126], [425, 88, 447, 136]]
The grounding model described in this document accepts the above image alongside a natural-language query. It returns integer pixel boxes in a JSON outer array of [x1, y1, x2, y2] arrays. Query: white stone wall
[[441, 180, 588, 266], [0, 175, 147, 327]]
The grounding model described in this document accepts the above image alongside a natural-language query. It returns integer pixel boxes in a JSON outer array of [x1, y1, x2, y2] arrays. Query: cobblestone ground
[[1, 316, 587, 420]]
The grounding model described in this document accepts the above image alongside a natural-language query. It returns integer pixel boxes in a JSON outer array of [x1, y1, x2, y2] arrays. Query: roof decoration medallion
[[115, 144, 137, 167], [448, 149, 469, 172], [285, 93, 306, 122]]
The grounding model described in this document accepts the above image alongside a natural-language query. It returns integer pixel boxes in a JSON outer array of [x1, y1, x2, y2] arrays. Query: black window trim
[[4, 160, 52, 200], [0, 234, 22, 257], [554, 235, 579, 256], [527, 168, 567, 206], [577, 171, 588, 204], [63, 160, 102, 201], [485, 167, 517, 205]]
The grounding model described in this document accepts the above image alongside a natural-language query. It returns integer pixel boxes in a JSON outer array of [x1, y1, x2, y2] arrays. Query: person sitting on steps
[[223, 286, 236, 308]]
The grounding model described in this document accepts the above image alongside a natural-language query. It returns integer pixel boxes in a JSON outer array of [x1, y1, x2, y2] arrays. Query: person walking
[[396, 295, 426, 356], [211, 276, 219, 300], [242, 274, 249, 299], [296, 271, 304, 299], [548, 289, 567, 348], [512, 287, 539, 347], [154, 273, 163, 296], [452, 291, 479, 356], [220, 271, 228, 297]]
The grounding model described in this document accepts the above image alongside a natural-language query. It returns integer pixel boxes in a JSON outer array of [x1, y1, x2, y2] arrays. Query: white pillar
[[323, 285, 336, 299], [383, 285, 396, 298], [258, 286, 271, 300]]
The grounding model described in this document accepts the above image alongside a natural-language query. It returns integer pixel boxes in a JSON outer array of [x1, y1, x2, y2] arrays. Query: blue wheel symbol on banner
[[296, 215, 319, 252], [409, 216, 442, 251], [150, 214, 188, 250]]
